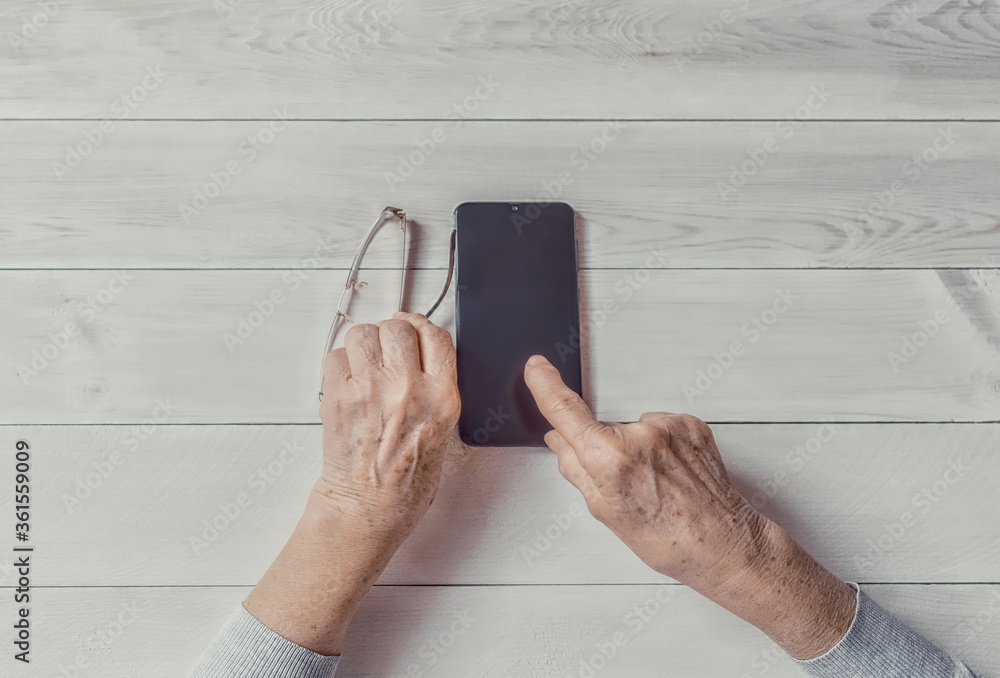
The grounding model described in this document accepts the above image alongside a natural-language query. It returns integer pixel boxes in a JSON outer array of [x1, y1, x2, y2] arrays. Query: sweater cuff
[[188, 602, 341, 678], [795, 582, 975, 677]]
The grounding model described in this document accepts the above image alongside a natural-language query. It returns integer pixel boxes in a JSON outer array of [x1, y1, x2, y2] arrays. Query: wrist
[[243, 492, 394, 656], [711, 519, 857, 660], [303, 481, 403, 567]]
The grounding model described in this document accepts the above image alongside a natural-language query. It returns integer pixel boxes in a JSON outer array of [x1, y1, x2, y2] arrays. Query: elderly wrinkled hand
[[522, 353, 857, 660], [314, 311, 462, 546], [522, 353, 769, 590]]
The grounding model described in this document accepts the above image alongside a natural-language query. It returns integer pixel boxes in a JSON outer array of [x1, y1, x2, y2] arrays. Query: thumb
[[523, 354, 605, 451]]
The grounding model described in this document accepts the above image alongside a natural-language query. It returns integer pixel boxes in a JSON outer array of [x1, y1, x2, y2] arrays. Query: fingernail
[[527, 354, 546, 366]]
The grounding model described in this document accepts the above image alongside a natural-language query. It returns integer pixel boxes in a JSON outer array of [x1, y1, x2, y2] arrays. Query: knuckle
[[322, 358, 336, 375], [639, 411, 672, 428], [345, 322, 377, 344], [323, 348, 345, 371], [382, 318, 415, 337], [428, 325, 455, 349], [437, 388, 462, 422], [557, 458, 588, 491], [547, 391, 582, 416], [438, 350, 457, 371], [345, 322, 372, 338], [580, 419, 611, 444], [556, 453, 574, 478], [672, 412, 709, 436], [629, 421, 666, 448], [675, 412, 702, 427], [684, 414, 714, 442], [586, 499, 608, 523], [431, 338, 457, 365]]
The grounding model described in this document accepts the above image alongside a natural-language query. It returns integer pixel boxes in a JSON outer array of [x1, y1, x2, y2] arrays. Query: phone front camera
[[511, 204, 518, 211]]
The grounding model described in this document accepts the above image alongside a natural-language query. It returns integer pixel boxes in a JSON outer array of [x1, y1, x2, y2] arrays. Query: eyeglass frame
[[318, 206, 456, 400]]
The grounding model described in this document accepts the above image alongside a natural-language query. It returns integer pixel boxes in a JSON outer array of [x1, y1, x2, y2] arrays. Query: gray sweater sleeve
[[188, 602, 340, 678], [795, 582, 977, 677]]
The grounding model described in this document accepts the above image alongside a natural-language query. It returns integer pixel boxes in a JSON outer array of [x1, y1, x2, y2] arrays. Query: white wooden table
[[1, 1, 998, 676]]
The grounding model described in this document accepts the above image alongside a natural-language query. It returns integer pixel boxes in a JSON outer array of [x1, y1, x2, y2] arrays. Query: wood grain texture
[[1, 0, 999, 119], [2, 269, 998, 423], [1, 424, 996, 586], [14, 585, 1000, 678], [4, 0, 1000, 669], [2, 121, 1000, 269]]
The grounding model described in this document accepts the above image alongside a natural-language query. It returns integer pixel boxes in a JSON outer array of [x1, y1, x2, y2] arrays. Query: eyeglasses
[[318, 206, 456, 400]]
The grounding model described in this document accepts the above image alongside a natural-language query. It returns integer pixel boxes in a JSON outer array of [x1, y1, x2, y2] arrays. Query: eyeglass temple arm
[[347, 207, 406, 289], [321, 220, 455, 403], [425, 228, 456, 318]]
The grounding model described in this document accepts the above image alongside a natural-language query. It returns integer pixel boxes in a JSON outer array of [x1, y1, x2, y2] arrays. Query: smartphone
[[454, 201, 583, 446]]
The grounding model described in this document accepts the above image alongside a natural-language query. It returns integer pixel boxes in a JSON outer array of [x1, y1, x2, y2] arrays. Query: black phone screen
[[454, 202, 583, 446]]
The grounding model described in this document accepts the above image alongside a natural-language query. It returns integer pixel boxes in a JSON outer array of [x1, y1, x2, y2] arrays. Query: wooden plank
[[2, 269, 998, 423], [2, 121, 1000, 269], [1, 424, 997, 586], [12, 585, 999, 677], [2, 1, 1000, 119]]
